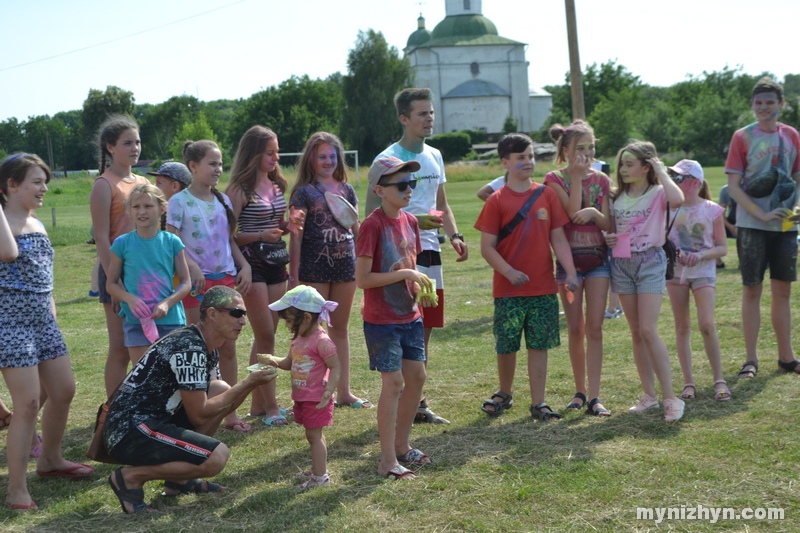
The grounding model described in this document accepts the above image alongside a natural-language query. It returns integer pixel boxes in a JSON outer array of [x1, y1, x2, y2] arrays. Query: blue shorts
[[122, 321, 183, 347], [364, 318, 425, 373], [556, 261, 610, 284]]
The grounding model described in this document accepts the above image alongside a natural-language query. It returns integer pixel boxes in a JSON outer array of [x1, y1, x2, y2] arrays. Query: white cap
[[667, 159, 704, 182]]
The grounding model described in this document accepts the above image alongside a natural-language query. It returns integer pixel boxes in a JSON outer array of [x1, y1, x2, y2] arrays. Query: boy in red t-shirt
[[356, 155, 437, 480], [475, 133, 578, 420]]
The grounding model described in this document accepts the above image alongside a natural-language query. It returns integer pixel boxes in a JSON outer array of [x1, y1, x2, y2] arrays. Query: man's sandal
[[481, 390, 513, 416], [680, 383, 696, 400], [777, 359, 800, 374], [109, 468, 154, 514], [530, 403, 563, 421], [163, 478, 223, 496], [586, 398, 611, 416], [714, 380, 731, 401], [566, 392, 587, 410], [738, 361, 758, 378]]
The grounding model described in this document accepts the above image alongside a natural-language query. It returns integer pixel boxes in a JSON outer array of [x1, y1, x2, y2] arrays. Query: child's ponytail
[[96, 115, 139, 173], [698, 180, 711, 201]]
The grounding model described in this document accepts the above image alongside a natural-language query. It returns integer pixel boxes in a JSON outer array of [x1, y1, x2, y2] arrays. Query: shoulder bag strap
[[497, 185, 547, 244]]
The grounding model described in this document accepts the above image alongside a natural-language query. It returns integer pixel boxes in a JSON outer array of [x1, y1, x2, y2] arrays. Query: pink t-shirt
[[289, 328, 337, 403], [356, 209, 422, 325], [669, 200, 724, 280], [612, 185, 667, 252]]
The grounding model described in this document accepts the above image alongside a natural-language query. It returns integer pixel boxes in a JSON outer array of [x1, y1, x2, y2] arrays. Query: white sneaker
[[628, 394, 659, 412], [663, 398, 685, 422]]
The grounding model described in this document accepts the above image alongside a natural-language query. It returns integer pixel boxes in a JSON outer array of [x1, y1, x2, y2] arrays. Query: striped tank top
[[238, 182, 287, 233]]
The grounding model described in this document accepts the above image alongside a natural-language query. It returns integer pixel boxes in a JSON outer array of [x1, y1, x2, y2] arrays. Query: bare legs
[[103, 302, 129, 396], [245, 281, 286, 419]]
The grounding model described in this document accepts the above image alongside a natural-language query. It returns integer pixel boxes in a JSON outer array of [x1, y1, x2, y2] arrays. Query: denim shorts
[[556, 261, 611, 284], [122, 321, 182, 347], [364, 318, 425, 372], [610, 247, 667, 295]]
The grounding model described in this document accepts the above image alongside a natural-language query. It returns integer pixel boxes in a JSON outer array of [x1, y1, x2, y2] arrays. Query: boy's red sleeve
[[474, 193, 502, 235], [355, 216, 378, 258]]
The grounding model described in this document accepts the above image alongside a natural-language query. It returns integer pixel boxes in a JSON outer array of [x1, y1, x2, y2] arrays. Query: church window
[[464, 0, 471, 10], [470, 61, 480, 77]]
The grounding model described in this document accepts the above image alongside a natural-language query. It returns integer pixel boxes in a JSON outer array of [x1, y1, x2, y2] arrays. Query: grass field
[[0, 166, 798, 532]]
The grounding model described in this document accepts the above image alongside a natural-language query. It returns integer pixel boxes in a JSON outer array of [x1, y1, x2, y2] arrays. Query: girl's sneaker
[[663, 398, 686, 422], [295, 470, 329, 480], [628, 394, 659, 412], [299, 473, 330, 489]]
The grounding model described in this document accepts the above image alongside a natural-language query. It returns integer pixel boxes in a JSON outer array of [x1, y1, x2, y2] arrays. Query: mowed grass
[[0, 167, 798, 532]]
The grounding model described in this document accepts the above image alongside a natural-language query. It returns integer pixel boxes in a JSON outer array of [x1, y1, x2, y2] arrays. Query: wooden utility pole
[[565, 0, 585, 120]]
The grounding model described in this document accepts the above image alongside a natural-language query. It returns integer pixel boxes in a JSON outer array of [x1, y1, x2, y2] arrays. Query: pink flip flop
[[37, 463, 94, 478], [222, 421, 252, 433]]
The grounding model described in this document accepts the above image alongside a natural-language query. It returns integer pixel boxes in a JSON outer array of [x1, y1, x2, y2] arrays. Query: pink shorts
[[293, 399, 334, 429], [182, 275, 236, 309]]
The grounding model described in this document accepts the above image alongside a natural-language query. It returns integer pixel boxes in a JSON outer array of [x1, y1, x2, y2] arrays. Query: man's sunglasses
[[378, 179, 417, 192], [211, 307, 247, 318]]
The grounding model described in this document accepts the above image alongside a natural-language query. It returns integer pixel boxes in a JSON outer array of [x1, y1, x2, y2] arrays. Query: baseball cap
[[368, 155, 421, 191], [667, 159, 704, 182], [269, 285, 339, 326], [147, 162, 192, 186]]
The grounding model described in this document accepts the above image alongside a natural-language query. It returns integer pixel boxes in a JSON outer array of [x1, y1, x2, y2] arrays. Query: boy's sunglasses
[[379, 179, 417, 192], [210, 307, 247, 318]]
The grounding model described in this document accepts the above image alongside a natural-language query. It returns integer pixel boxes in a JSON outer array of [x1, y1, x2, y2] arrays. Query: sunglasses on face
[[211, 307, 247, 318], [667, 170, 687, 183], [379, 179, 417, 192]]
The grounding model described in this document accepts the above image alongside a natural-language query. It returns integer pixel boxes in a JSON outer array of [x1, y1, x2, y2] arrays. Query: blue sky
[[1, 0, 797, 121]]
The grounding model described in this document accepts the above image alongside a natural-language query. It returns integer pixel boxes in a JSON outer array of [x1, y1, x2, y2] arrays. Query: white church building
[[405, 0, 552, 135]]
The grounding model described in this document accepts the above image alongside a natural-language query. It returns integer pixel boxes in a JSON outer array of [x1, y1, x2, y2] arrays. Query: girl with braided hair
[[89, 115, 149, 396], [167, 139, 253, 432]]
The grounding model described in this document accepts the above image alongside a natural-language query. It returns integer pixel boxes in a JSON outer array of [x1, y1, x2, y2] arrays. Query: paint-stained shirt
[[612, 185, 667, 252], [725, 122, 800, 232], [289, 328, 337, 403], [474, 182, 569, 298], [371, 143, 447, 252], [103, 325, 220, 452], [356, 208, 422, 324], [544, 169, 611, 248], [110, 230, 186, 325], [669, 200, 724, 280], [167, 189, 236, 276]]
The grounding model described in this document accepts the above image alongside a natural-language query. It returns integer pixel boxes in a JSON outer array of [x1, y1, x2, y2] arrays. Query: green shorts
[[493, 294, 560, 354]]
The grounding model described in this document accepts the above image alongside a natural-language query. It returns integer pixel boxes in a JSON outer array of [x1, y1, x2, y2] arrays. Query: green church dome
[[431, 14, 498, 40], [407, 27, 432, 48]]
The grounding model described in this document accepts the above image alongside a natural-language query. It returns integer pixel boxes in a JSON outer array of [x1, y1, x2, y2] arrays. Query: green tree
[[170, 111, 217, 161], [80, 86, 135, 147], [230, 75, 342, 154], [137, 95, 201, 160], [341, 29, 414, 161], [588, 89, 637, 157], [502, 115, 518, 134]]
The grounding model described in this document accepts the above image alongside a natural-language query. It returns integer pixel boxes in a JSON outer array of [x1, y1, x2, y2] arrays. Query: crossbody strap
[[497, 185, 547, 244]]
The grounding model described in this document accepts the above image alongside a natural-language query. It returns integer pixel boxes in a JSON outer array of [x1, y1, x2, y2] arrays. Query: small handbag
[[571, 246, 607, 272], [86, 392, 121, 464], [253, 239, 289, 267], [743, 131, 797, 209]]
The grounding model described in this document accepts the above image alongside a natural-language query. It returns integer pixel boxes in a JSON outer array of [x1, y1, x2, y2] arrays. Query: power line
[[0, 0, 246, 74]]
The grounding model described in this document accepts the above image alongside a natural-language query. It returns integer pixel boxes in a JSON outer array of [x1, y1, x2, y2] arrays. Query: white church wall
[[442, 96, 510, 133]]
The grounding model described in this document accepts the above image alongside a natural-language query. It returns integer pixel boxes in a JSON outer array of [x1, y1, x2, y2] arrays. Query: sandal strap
[[573, 392, 587, 402]]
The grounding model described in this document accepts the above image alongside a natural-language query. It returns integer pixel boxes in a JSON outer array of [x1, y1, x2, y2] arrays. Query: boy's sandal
[[384, 465, 416, 480], [714, 380, 731, 402], [396, 448, 432, 466], [163, 478, 223, 496], [530, 403, 563, 421], [777, 359, 800, 374], [481, 390, 513, 416], [680, 383, 696, 400], [738, 361, 758, 378], [566, 392, 587, 410], [586, 398, 611, 417]]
